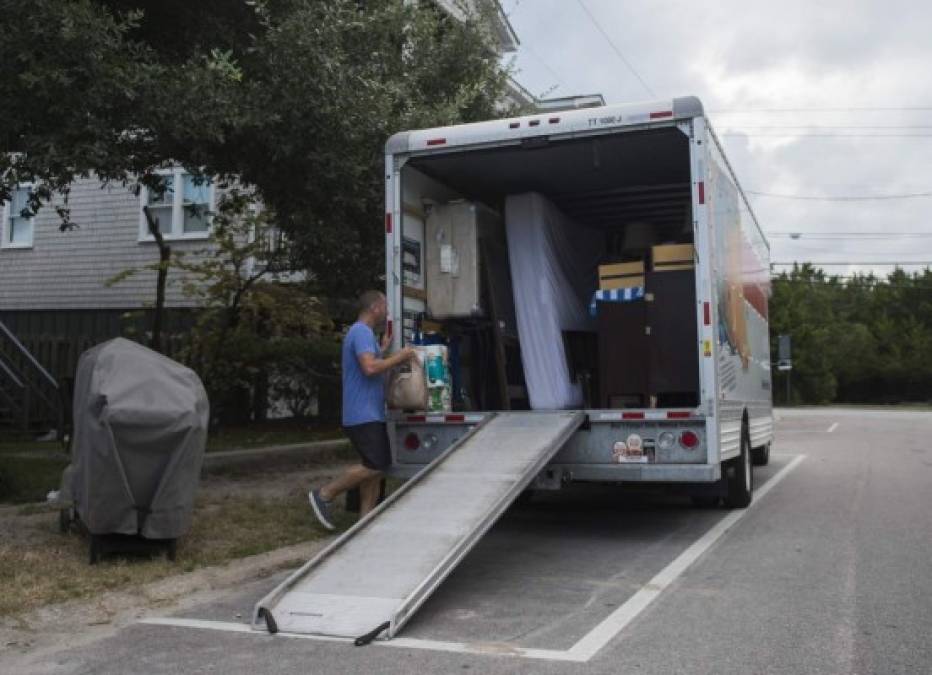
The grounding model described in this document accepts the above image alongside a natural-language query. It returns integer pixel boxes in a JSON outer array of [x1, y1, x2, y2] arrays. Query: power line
[[771, 278, 932, 291], [769, 234, 932, 240], [771, 261, 932, 266], [747, 190, 932, 202], [721, 125, 932, 130], [710, 107, 932, 113], [519, 43, 565, 94], [574, 0, 655, 98], [767, 231, 932, 237], [721, 133, 932, 138]]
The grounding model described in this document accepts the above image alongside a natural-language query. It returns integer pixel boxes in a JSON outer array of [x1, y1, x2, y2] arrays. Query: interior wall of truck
[[398, 126, 700, 412]]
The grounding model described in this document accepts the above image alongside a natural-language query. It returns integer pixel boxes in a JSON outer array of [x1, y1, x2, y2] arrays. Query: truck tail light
[[680, 431, 699, 449], [404, 433, 420, 451]]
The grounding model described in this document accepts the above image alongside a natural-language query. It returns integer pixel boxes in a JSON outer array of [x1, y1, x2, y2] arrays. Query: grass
[[206, 425, 344, 452], [0, 424, 346, 504], [0, 441, 63, 454], [0, 488, 342, 618], [0, 454, 68, 504], [0, 424, 345, 455]]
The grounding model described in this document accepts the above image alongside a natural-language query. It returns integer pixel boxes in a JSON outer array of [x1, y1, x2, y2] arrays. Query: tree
[[1, 0, 518, 296], [173, 193, 339, 422], [770, 264, 932, 405]]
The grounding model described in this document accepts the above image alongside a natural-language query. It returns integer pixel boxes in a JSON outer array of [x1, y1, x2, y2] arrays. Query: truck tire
[[724, 424, 753, 508], [751, 441, 771, 467], [690, 495, 720, 508]]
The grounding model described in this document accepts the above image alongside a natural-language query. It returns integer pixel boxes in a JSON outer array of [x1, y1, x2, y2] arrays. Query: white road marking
[[827, 422, 839, 433], [139, 454, 807, 664], [567, 453, 806, 661], [138, 617, 584, 662]]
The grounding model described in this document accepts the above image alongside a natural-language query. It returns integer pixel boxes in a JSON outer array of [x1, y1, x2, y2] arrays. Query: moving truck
[[251, 97, 775, 638], [383, 96, 773, 507]]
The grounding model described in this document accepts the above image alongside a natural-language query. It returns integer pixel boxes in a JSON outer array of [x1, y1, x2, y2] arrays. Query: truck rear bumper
[[390, 461, 720, 483], [549, 462, 720, 483]]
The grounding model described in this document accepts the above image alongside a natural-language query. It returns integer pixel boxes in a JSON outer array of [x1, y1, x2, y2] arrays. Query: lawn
[[0, 443, 68, 504], [0, 422, 346, 504], [0, 485, 347, 618], [205, 424, 344, 452]]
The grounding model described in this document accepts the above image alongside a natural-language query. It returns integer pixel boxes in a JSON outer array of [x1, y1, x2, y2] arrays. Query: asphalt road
[[11, 408, 932, 674]]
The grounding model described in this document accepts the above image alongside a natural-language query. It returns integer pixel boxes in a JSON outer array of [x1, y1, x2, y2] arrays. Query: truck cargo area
[[399, 125, 701, 412]]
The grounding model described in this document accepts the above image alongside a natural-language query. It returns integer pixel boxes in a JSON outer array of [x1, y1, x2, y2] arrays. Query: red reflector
[[667, 411, 691, 419], [509, 121, 520, 129], [697, 181, 705, 204], [703, 301, 711, 325], [680, 431, 699, 449], [649, 110, 673, 119], [404, 433, 421, 451], [529, 120, 541, 127], [622, 412, 645, 420], [549, 117, 560, 124], [385, 212, 393, 233], [386, 319, 393, 341], [445, 414, 465, 423], [426, 138, 447, 146], [406, 415, 426, 423]]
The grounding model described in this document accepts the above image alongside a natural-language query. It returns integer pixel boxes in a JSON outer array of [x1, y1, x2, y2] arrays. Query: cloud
[[506, 0, 932, 276]]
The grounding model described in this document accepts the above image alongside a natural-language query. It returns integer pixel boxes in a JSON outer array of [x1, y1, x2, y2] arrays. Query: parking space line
[[139, 454, 807, 664], [567, 453, 807, 661], [138, 617, 586, 662]]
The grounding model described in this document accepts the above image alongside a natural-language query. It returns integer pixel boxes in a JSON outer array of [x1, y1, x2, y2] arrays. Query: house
[[0, 1, 597, 433]]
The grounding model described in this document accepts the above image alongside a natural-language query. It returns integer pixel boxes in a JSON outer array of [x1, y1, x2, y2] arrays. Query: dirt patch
[[0, 460, 356, 619]]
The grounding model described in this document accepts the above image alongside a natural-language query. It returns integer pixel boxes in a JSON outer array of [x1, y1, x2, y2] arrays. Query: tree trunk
[[142, 205, 171, 353]]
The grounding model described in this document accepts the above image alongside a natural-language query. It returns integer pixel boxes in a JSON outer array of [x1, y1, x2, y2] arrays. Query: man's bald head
[[357, 291, 387, 329]]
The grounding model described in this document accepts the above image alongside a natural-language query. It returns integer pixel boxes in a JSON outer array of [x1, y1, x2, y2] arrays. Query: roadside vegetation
[[771, 265, 932, 405]]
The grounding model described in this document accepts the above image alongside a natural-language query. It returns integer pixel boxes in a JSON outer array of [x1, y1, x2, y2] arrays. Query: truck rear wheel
[[751, 441, 771, 466], [724, 425, 753, 508]]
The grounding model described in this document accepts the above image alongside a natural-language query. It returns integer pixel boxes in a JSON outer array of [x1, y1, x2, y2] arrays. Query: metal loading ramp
[[252, 410, 585, 641]]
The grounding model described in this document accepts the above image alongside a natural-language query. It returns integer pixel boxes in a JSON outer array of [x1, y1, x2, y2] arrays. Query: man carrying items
[[309, 290, 417, 530]]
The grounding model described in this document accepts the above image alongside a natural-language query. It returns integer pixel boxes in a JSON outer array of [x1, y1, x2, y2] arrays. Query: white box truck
[[252, 97, 777, 640], [385, 95, 773, 507]]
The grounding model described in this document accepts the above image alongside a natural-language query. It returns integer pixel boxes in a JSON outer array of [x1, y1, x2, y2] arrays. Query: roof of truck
[[385, 96, 704, 155]]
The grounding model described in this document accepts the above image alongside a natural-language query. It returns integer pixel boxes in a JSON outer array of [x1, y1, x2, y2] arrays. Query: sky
[[502, 0, 932, 278]]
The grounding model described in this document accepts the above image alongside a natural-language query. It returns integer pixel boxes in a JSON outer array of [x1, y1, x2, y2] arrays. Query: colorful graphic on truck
[[709, 161, 770, 372]]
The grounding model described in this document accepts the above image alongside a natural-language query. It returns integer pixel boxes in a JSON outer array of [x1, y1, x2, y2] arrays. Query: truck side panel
[[705, 125, 774, 456]]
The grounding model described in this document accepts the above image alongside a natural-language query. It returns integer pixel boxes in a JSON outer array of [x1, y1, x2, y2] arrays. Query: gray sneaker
[[309, 490, 335, 531]]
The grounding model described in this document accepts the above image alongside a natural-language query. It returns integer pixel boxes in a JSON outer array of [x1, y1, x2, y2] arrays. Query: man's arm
[[358, 347, 416, 377]]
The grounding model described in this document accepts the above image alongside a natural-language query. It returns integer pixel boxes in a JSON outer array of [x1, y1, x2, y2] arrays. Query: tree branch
[[143, 205, 171, 352]]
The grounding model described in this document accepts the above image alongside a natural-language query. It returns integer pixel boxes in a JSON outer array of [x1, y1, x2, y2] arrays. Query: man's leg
[[319, 464, 381, 503], [310, 422, 390, 529], [358, 474, 383, 516]]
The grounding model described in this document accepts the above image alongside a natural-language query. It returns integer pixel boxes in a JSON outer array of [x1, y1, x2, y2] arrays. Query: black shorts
[[343, 422, 392, 471]]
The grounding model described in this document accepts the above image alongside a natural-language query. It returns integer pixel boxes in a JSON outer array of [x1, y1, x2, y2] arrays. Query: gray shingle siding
[[0, 177, 215, 310]]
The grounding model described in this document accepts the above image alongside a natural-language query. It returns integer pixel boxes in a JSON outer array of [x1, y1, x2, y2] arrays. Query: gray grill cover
[[62, 338, 209, 539]]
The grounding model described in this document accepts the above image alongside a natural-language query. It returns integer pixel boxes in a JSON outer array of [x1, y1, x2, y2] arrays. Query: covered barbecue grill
[[59, 338, 209, 562]]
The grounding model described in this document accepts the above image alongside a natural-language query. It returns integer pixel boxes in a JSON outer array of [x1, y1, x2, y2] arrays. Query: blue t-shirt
[[342, 322, 385, 426]]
